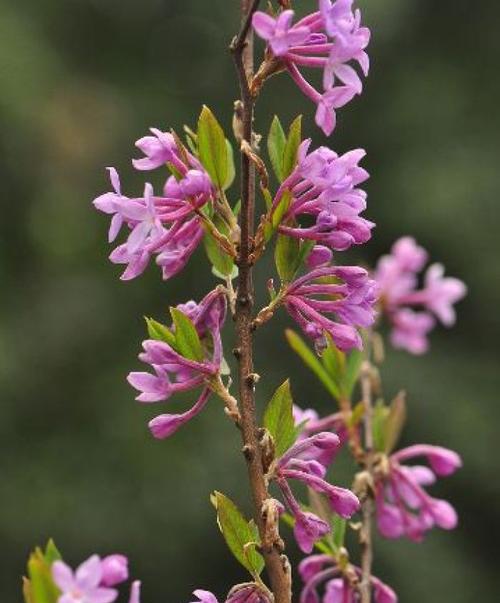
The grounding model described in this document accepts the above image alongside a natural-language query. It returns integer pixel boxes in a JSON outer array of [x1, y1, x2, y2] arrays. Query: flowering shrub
[[23, 2, 466, 603]]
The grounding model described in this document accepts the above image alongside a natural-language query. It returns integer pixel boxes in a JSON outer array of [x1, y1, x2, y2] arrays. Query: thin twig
[[231, 0, 261, 52], [359, 359, 375, 603], [232, 2, 291, 603]]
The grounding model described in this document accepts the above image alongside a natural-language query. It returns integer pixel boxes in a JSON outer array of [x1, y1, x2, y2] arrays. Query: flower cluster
[[128, 288, 226, 439], [52, 554, 140, 603], [253, 1, 370, 135], [375, 444, 462, 541], [283, 265, 377, 352], [271, 433, 360, 552], [273, 141, 373, 252], [93, 129, 213, 281], [374, 237, 467, 354], [299, 555, 396, 603]]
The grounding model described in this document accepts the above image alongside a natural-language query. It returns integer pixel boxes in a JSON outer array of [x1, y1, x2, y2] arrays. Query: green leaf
[[285, 330, 341, 400], [372, 400, 389, 452], [264, 189, 292, 242], [145, 317, 177, 349], [295, 240, 315, 270], [267, 116, 287, 182], [197, 105, 228, 188], [331, 516, 347, 551], [184, 125, 198, 155], [343, 349, 363, 399], [384, 391, 407, 454], [272, 190, 292, 229], [321, 338, 345, 386], [275, 233, 300, 283], [263, 380, 296, 456], [232, 199, 242, 216], [282, 115, 302, 179], [170, 308, 204, 361], [27, 548, 60, 603], [224, 139, 236, 190], [44, 540, 62, 565], [212, 491, 264, 576], [203, 215, 235, 276]]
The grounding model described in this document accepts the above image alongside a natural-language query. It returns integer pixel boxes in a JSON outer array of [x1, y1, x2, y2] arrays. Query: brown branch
[[231, 3, 291, 603], [359, 360, 375, 603]]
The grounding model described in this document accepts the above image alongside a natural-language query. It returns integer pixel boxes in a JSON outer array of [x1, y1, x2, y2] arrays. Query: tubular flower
[[374, 236, 467, 354], [375, 444, 462, 541], [272, 140, 374, 252], [298, 555, 397, 603], [52, 555, 140, 603], [93, 128, 213, 281], [252, 2, 370, 135], [283, 265, 377, 352], [294, 404, 349, 466], [270, 433, 360, 552], [127, 288, 227, 439]]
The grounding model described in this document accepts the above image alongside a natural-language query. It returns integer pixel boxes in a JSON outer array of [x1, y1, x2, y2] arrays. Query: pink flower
[[283, 266, 377, 352], [306, 245, 333, 269], [272, 141, 374, 252], [100, 555, 129, 587], [252, 10, 311, 56], [374, 236, 466, 353], [294, 404, 350, 466], [298, 555, 397, 603], [128, 582, 141, 603], [271, 433, 359, 552], [52, 555, 118, 603], [128, 289, 227, 439], [422, 263, 467, 326], [375, 444, 462, 541], [133, 128, 178, 171], [390, 309, 435, 355], [253, 3, 370, 135], [93, 129, 214, 281]]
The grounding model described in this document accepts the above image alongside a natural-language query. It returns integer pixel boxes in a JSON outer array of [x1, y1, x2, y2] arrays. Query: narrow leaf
[[145, 317, 177, 349], [170, 308, 204, 361], [384, 391, 407, 454], [275, 233, 300, 283], [28, 549, 60, 603], [267, 116, 287, 182], [224, 139, 236, 191], [212, 491, 264, 576], [372, 400, 389, 452], [285, 330, 341, 400], [44, 540, 62, 565], [263, 380, 296, 456], [203, 215, 234, 276], [331, 516, 347, 551], [282, 115, 302, 179], [343, 349, 363, 399], [197, 105, 228, 188]]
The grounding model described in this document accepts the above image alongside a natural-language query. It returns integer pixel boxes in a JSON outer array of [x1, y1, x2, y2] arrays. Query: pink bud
[[306, 245, 333, 269], [100, 554, 129, 587]]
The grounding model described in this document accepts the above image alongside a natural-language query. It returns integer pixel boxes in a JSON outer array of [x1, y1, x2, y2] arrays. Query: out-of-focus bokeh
[[1, 0, 498, 601]]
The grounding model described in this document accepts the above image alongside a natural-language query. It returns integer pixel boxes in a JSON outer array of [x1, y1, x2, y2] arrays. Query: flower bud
[[100, 554, 129, 586]]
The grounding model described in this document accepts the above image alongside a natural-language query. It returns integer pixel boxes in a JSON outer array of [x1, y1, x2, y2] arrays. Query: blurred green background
[[1, 0, 498, 601]]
